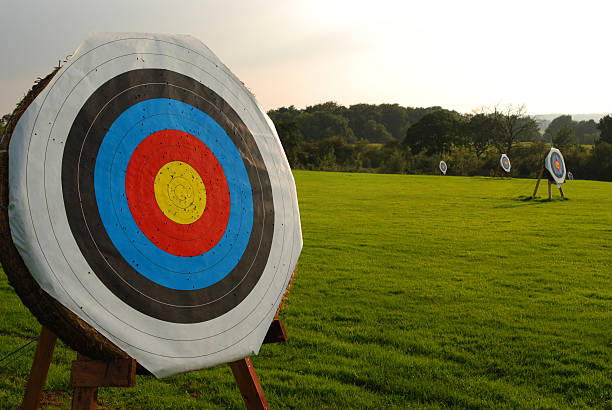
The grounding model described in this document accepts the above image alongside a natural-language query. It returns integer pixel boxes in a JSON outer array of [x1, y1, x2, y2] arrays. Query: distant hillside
[[533, 113, 608, 132]]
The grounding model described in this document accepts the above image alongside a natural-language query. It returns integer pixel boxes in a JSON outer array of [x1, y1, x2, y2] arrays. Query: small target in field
[[500, 154, 511, 173], [545, 147, 566, 186], [439, 160, 447, 175]]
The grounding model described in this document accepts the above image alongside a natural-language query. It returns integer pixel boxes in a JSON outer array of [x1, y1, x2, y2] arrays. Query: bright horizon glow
[[1, 0, 611, 116]]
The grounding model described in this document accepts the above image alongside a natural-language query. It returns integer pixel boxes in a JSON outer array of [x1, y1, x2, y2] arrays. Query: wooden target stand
[[532, 163, 565, 199], [20, 319, 288, 410], [491, 169, 505, 178]]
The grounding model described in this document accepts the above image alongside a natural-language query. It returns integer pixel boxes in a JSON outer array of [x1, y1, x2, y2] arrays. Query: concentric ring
[[153, 161, 207, 225], [61, 69, 274, 322], [545, 148, 566, 185], [552, 155, 563, 176], [125, 129, 230, 254], [500, 154, 511, 172]]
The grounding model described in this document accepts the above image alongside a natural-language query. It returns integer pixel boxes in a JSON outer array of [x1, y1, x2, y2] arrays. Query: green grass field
[[1, 171, 611, 409]]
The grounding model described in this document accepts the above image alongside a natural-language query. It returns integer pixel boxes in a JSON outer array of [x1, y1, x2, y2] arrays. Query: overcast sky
[[1, 0, 611, 116]]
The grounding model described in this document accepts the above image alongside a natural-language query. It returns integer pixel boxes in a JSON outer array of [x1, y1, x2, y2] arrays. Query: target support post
[[533, 165, 545, 197], [548, 180, 552, 199], [21, 318, 288, 409], [230, 358, 269, 410], [20, 327, 57, 410]]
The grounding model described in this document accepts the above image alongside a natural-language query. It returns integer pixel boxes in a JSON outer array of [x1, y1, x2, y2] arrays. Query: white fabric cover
[[8, 33, 302, 378]]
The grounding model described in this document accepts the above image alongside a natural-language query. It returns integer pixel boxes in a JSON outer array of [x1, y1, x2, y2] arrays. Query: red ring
[[125, 129, 230, 257]]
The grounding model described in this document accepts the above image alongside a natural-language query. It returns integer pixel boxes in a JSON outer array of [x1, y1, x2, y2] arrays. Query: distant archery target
[[545, 147, 566, 185], [439, 160, 447, 175], [7, 33, 302, 377], [500, 154, 511, 173]]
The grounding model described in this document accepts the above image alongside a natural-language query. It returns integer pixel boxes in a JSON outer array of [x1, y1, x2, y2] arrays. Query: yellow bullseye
[[154, 161, 206, 224]]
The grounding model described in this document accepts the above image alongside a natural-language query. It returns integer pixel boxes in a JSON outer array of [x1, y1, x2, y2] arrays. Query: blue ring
[[551, 152, 564, 177], [94, 99, 253, 290]]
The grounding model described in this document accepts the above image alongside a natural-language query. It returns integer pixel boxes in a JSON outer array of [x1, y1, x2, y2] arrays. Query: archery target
[[439, 160, 447, 175], [500, 154, 511, 173], [545, 147, 566, 185], [8, 33, 302, 378]]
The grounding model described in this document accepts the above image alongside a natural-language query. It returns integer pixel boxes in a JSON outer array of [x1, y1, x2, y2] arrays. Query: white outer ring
[[544, 147, 566, 185], [8, 33, 302, 378]]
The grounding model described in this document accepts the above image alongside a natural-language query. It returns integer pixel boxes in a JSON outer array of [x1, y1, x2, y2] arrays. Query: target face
[[439, 160, 447, 174], [545, 148, 566, 185], [8, 33, 302, 377], [500, 154, 511, 173]]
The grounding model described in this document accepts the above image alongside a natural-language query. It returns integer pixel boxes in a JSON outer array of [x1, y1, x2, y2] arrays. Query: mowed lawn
[[1, 171, 611, 408]]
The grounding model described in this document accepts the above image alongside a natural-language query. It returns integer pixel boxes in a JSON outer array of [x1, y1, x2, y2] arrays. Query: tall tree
[[590, 141, 612, 181], [403, 110, 462, 155], [379, 103, 408, 140], [597, 115, 612, 144], [275, 120, 303, 167], [543, 115, 600, 144], [297, 111, 355, 142], [346, 104, 382, 141], [304, 101, 347, 116], [544, 115, 575, 141], [489, 104, 539, 155], [553, 125, 577, 149], [574, 119, 599, 144], [405, 106, 443, 125], [267, 105, 301, 125], [363, 119, 392, 143], [462, 113, 497, 158]]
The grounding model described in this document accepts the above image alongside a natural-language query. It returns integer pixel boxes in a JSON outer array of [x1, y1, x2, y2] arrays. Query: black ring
[[61, 69, 274, 323], [550, 152, 564, 177]]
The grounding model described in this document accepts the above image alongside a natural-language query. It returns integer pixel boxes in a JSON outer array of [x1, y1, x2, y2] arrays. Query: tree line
[[1, 106, 610, 182], [268, 103, 612, 182]]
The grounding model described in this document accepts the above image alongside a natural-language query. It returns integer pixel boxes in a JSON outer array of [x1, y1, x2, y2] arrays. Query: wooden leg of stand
[[548, 180, 552, 199], [71, 387, 97, 410], [533, 165, 544, 197], [71, 354, 96, 410], [559, 185, 565, 198], [69, 353, 136, 409], [21, 326, 57, 410], [229, 357, 269, 410]]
